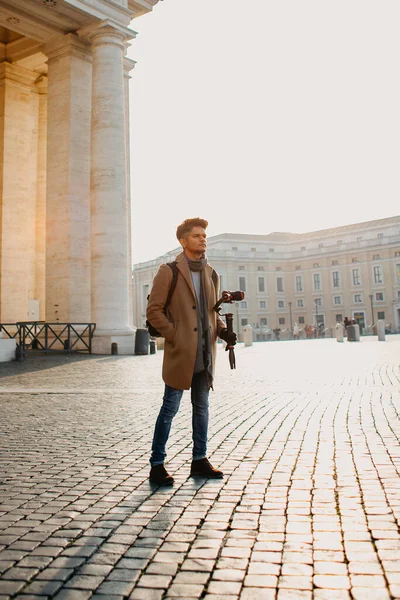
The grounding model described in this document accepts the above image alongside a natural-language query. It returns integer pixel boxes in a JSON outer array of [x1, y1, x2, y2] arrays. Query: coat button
[[192, 305, 196, 309], [194, 327, 197, 331]]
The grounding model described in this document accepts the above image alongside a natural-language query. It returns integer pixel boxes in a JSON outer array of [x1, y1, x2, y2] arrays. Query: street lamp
[[288, 301, 293, 336], [315, 298, 319, 338], [369, 294, 374, 328]]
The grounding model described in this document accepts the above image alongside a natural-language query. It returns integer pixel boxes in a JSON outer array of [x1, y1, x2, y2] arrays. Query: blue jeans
[[150, 371, 209, 466]]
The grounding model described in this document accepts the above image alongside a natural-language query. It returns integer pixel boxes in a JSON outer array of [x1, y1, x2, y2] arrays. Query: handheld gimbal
[[213, 290, 244, 369]]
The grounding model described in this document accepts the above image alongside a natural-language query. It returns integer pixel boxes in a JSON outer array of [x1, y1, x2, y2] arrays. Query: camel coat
[[146, 252, 226, 390]]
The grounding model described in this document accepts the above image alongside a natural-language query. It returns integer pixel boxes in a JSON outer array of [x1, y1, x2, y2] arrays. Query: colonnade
[[0, 21, 136, 353]]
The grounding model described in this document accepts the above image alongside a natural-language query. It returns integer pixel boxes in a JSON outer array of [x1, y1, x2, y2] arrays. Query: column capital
[[35, 75, 48, 95], [78, 19, 136, 49], [124, 56, 136, 77], [0, 62, 37, 88], [42, 34, 92, 64]]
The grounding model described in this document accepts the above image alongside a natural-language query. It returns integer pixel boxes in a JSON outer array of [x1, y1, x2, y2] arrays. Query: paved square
[[0, 337, 400, 599]]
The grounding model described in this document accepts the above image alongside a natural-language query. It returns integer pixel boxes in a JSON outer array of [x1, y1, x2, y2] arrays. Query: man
[[146, 217, 237, 486]]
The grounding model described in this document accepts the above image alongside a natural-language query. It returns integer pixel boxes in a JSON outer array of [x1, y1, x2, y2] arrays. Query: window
[[276, 267, 282, 271], [397, 264, 400, 283], [352, 268, 360, 285], [295, 265, 301, 271], [278, 300, 285, 309], [301, 246, 306, 251], [279, 317, 285, 325], [315, 297, 322, 306], [377, 311, 385, 320], [258, 277, 265, 292], [318, 243, 324, 248], [398, 290, 400, 299], [337, 240, 343, 245], [240, 301, 247, 309], [251, 247, 256, 252], [336, 314, 343, 322], [332, 271, 341, 288], [295, 275, 303, 292], [373, 254, 380, 260], [257, 266, 265, 271], [259, 300, 266, 309], [238, 265, 245, 271], [297, 299, 304, 308], [269, 248, 275, 252], [334, 296, 342, 305], [375, 292, 384, 302], [239, 276, 246, 292], [354, 294, 362, 303], [260, 318, 267, 327], [276, 277, 284, 292], [313, 273, 321, 290], [299, 316, 305, 324], [373, 265, 383, 284], [356, 236, 362, 242], [352, 257, 359, 263], [241, 318, 248, 327], [313, 263, 319, 267], [377, 233, 384, 239], [232, 246, 238, 251], [332, 260, 339, 265], [395, 252, 400, 257]]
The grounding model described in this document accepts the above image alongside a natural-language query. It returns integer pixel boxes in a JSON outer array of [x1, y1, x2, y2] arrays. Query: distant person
[[273, 327, 281, 341], [146, 217, 236, 486], [293, 323, 300, 340]]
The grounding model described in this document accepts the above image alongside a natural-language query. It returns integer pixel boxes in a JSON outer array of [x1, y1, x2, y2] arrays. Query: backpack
[[146, 262, 179, 338], [145, 261, 218, 338]]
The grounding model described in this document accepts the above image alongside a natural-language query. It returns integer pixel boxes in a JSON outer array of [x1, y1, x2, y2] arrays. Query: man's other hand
[[219, 328, 237, 347]]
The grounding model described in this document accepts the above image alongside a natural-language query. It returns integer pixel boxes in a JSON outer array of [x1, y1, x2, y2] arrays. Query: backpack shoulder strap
[[164, 261, 179, 311]]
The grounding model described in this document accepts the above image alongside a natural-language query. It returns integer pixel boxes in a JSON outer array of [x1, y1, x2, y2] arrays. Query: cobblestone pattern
[[0, 338, 400, 599]]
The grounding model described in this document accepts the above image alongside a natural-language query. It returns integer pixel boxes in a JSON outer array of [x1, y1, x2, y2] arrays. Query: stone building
[[0, 0, 159, 354], [132, 216, 400, 336]]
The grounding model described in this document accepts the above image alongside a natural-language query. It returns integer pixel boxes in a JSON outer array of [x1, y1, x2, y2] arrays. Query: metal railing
[[0, 323, 19, 339], [0, 322, 96, 356]]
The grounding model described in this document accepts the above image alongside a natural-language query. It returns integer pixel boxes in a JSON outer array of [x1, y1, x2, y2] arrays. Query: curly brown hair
[[176, 217, 208, 241]]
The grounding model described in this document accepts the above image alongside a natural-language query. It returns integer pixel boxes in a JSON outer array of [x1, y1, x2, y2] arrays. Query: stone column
[[0, 63, 38, 322], [124, 55, 136, 329], [35, 76, 47, 321], [44, 34, 92, 324], [87, 23, 135, 354]]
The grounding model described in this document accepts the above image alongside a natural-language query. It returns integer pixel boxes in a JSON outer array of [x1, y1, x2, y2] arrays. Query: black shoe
[[149, 464, 174, 486], [190, 458, 223, 479]]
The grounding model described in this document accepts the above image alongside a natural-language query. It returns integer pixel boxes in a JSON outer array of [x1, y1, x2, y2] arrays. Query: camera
[[221, 290, 244, 303], [213, 290, 244, 313]]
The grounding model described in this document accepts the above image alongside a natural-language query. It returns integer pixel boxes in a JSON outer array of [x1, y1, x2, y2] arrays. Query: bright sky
[[128, 0, 400, 264]]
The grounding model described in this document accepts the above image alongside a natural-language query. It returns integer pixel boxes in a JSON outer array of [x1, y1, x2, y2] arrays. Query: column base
[[91, 328, 135, 355], [0, 338, 17, 362]]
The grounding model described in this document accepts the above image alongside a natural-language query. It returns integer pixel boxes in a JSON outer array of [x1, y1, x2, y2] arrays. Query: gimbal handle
[[224, 313, 236, 369]]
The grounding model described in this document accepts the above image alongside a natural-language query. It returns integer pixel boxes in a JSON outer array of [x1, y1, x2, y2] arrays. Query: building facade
[[0, 0, 159, 353], [132, 216, 400, 337]]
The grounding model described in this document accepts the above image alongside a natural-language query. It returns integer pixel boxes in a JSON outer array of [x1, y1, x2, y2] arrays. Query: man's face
[[181, 226, 207, 259]]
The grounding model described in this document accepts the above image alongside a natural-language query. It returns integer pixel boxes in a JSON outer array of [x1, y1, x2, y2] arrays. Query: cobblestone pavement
[[0, 337, 400, 600]]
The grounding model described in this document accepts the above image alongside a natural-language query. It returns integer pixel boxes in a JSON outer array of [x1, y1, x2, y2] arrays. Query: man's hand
[[219, 328, 237, 347]]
